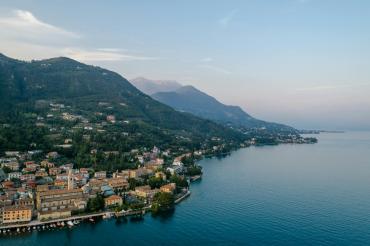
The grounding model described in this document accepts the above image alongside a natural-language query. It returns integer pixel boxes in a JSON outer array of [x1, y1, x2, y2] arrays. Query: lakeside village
[[0, 147, 201, 234], [0, 102, 317, 235]]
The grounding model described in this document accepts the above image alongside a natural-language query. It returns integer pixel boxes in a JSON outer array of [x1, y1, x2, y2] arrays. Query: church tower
[[67, 169, 74, 190]]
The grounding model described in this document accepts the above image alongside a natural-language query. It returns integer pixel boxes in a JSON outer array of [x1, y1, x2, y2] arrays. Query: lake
[[2, 132, 370, 246]]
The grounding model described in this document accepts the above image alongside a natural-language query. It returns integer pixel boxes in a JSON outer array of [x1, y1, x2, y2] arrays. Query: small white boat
[[67, 221, 74, 227]]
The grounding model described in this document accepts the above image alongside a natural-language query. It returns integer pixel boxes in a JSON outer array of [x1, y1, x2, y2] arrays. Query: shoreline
[[0, 190, 192, 233]]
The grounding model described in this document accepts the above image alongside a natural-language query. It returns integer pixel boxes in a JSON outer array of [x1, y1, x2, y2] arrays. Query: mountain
[[130, 77, 182, 95], [131, 78, 297, 133], [0, 53, 245, 158]]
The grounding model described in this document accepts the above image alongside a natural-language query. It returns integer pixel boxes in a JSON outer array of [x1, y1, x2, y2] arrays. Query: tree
[[170, 174, 188, 189], [86, 194, 105, 212], [1, 166, 12, 174], [148, 176, 165, 189], [186, 165, 202, 176], [152, 192, 175, 214]]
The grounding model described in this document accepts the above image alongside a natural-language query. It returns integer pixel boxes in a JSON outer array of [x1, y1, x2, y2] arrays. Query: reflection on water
[[2, 132, 370, 246]]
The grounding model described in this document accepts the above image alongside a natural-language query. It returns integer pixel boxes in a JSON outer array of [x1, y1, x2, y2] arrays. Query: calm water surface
[[2, 132, 370, 246]]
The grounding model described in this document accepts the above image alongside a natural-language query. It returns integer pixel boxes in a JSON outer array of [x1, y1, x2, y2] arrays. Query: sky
[[0, 0, 370, 130]]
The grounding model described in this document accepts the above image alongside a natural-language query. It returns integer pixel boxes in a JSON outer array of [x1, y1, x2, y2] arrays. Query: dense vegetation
[[0, 54, 247, 170], [152, 85, 297, 133]]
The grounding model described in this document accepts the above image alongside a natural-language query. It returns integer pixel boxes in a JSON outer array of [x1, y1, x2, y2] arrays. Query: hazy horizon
[[1, 0, 369, 131]]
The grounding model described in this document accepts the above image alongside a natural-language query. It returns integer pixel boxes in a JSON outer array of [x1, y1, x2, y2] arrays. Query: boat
[[73, 220, 79, 225], [103, 213, 112, 219], [61, 222, 65, 227], [89, 218, 95, 222], [67, 221, 74, 227]]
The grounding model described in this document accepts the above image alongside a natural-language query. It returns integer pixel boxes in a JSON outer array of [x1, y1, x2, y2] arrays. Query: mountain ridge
[[131, 77, 296, 133], [0, 53, 246, 155]]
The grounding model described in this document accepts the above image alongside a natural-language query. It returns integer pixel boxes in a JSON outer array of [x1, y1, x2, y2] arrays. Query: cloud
[[200, 57, 214, 63], [62, 47, 160, 62], [0, 9, 80, 40], [0, 9, 158, 63], [199, 64, 231, 75], [218, 9, 238, 28]]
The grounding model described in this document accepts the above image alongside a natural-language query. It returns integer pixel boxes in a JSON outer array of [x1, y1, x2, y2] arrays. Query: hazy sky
[[1, 0, 370, 130]]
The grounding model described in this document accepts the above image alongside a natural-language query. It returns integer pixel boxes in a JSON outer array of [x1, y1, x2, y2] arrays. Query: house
[[107, 178, 129, 193], [166, 165, 183, 175], [134, 185, 158, 200], [101, 185, 115, 197], [41, 160, 55, 168], [35, 170, 48, 178], [49, 167, 62, 176], [46, 152, 59, 159], [2, 180, 14, 189], [56, 173, 69, 181], [2, 162, 19, 171], [4, 151, 20, 157], [2, 206, 32, 224], [7, 172, 21, 180], [129, 168, 146, 179], [54, 180, 67, 187], [106, 115, 116, 123], [155, 171, 167, 181], [160, 183, 176, 194], [94, 171, 106, 179], [20, 174, 36, 182], [104, 195, 123, 208], [14, 197, 34, 207], [113, 170, 130, 179]]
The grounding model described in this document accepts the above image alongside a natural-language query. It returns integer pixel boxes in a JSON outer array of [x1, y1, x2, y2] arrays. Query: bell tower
[[68, 169, 74, 190]]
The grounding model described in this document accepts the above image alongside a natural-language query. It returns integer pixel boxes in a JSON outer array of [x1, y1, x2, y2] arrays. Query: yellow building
[[104, 195, 123, 207], [160, 183, 176, 194], [2, 206, 32, 224], [134, 185, 158, 200], [107, 178, 129, 192], [38, 209, 71, 221]]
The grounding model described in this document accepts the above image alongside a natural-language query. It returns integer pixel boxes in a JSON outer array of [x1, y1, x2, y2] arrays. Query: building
[[2, 161, 19, 171], [14, 197, 34, 207], [160, 183, 176, 194], [107, 178, 129, 193], [36, 188, 87, 220], [104, 195, 123, 208], [2, 206, 32, 224], [106, 115, 116, 123], [67, 169, 74, 190], [94, 171, 106, 179], [134, 185, 158, 200], [155, 171, 167, 181], [38, 209, 71, 221], [166, 165, 183, 175], [7, 172, 22, 180], [129, 167, 153, 179], [49, 167, 62, 176]]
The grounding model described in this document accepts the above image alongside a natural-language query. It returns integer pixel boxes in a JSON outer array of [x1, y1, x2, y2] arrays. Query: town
[[0, 145, 201, 233]]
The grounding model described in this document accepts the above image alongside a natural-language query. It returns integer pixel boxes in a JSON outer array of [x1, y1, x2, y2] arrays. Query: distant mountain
[[130, 77, 182, 95], [0, 53, 246, 154], [129, 78, 297, 133]]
